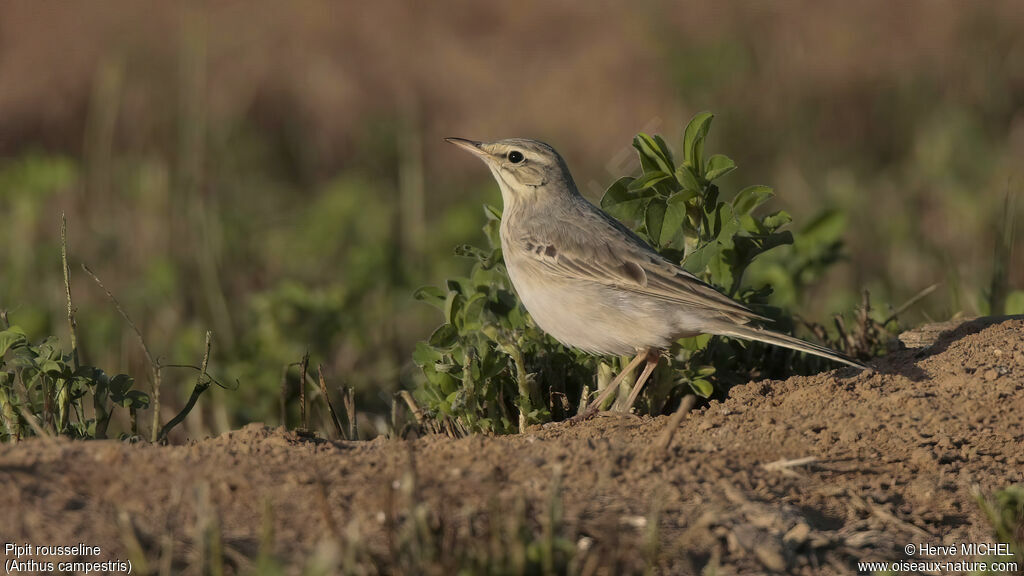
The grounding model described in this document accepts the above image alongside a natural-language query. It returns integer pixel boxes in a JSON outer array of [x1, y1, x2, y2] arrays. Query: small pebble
[[755, 542, 787, 572], [783, 522, 810, 546]]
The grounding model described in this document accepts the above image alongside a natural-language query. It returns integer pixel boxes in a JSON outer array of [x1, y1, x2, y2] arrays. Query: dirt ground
[[1, 318, 1022, 575]]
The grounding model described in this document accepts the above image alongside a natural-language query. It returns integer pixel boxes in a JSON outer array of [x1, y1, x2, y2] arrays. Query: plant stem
[[316, 365, 344, 440], [60, 214, 79, 434], [157, 331, 213, 443], [299, 352, 309, 430], [61, 214, 80, 371], [82, 263, 162, 442], [509, 345, 530, 433]]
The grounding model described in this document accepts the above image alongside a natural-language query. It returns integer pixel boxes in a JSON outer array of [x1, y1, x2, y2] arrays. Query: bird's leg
[[586, 350, 648, 412], [623, 350, 660, 412], [566, 350, 648, 425]]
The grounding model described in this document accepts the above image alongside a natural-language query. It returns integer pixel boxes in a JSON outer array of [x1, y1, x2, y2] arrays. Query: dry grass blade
[[299, 352, 309, 431], [61, 214, 80, 371], [762, 456, 817, 470], [398, 391, 425, 428], [762, 456, 818, 477], [14, 404, 55, 445], [655, 394, 698, 452], [883, 283, 940, 326], [343, 384, 357, 440], [9, 377, 56, 446], [81, 263, 163, 442], [317, 365, 345, 440]]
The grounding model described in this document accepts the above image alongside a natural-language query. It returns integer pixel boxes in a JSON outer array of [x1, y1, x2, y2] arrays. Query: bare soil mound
[[2, 319, 1022, 575]]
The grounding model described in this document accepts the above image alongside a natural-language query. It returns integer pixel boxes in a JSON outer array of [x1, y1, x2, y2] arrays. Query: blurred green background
[[1, 1, 1021, 438]]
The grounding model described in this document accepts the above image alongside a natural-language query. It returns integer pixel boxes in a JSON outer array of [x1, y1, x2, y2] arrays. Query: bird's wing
[[513, 213, 764, 323]]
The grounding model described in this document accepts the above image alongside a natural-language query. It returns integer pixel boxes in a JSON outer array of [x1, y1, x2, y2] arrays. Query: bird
[[445, 137, 866, 415]]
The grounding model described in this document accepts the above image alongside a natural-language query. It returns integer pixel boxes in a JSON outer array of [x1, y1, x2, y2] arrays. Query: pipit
[[446, 137, 866, 415]]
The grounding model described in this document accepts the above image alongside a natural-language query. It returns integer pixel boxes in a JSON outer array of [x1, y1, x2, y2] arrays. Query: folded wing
[[513, 211, 765, 325]]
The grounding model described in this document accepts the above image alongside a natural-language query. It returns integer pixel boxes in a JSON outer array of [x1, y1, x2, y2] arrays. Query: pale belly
[[505, 257, 685, 356]]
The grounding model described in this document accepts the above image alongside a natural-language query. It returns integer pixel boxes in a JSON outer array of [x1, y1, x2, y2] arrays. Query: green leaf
[[645, 199, 667, 247], [707, 249, 733, 290], [444, 291, 465, 326], [428, 324, 459, 348], [628, 171, 672, 192], [483, 204, 503, 221], [762, 210, 792, 230], [0, 327, 28, 357], [682, 111, 714, 173], [703, 185, 720, 212], [732, 185, 774, 215], [682, 241, 720, 275], [712, 203, 739, 246], [438, 373, 459, 396], [675, 165, 702, 193], [413, 286, 447, 310], [108, 374, 134, 397], [123, 390, 150, 409], [633, 134, 674, 175], [690, 378, 714, 398], [600, 176, 647, 224], [412, 342, 443, 366], [704, 154, 736, 181], [461, 294, 487, 331], [761, 231, 795, 253], [36, 358, 65, 376], [696, 366, 716, 377], [694, 334, 713, 349], [653, 134, 676, 168], [735, 231, 795, 263], [75, 365, 108, 382], [483, 218, 501, 247], [37, 336, 61, 359], [661, 195, 690, 248]]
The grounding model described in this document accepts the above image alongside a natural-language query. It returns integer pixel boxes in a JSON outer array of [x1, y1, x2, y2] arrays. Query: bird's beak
[[445, 137, 488, 158]]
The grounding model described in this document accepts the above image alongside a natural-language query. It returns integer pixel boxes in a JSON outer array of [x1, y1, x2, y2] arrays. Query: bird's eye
[[507, 151, 524, 164]]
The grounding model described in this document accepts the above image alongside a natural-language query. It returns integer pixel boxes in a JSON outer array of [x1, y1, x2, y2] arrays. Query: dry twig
[[82, 263, 162, 441], [656, 394, 698, 452], [317, 365, 345, 439]]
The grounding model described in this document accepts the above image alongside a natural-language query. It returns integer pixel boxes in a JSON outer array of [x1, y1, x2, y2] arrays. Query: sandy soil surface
[[1, 319, 1022, 575]]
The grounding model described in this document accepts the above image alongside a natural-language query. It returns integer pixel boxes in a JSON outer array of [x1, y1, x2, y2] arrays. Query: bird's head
[[445, 137, 577, 206]]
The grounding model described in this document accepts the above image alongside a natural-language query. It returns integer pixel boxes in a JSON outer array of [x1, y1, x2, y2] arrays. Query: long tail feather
[[711, 324, 867, 369]]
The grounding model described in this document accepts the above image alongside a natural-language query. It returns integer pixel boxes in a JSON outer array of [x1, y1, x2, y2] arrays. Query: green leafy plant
[[413, 204, 596, 434], [413, 112, 864, 433], [0, 322, 149, 440], [0, 215, 227, 443]]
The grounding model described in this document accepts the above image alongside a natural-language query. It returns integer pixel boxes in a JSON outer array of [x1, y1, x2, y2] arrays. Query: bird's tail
[[710, 323, 868, 369]]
